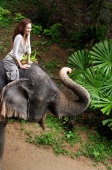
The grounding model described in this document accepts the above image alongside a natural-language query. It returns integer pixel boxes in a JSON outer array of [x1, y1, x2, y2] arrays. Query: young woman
[[3, 18, 32, 82]]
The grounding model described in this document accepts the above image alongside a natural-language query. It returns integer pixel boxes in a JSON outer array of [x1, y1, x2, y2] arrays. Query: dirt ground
[[1, 41, 110, 170], [2, 122, 108, 170]]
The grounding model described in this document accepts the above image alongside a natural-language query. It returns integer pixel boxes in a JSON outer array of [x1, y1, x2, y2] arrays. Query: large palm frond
[[101, 72, 112, 96], [92, 96, 112, 115], [68, 50, 90, 70], [75, 67, 107, 100], [90, 39, 112, 74]]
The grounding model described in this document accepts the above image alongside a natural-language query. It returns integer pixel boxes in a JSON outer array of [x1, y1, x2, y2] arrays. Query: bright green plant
[[68, 50, 90, 70], [14, 13, 25, 22], [22, 50, 38, 62], [32, 25, 42, 35], [68, 39, 112, 129], [43, 23, 62, 41], [0, 7, 11, 28], [90, 39, 112, 74]]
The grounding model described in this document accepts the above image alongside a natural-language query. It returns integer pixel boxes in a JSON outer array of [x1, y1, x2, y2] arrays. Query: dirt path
[[2, 123, 107, 170]]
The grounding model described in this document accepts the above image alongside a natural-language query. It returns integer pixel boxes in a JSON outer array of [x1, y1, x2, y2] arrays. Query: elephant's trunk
[[56, 67, 90, 117]]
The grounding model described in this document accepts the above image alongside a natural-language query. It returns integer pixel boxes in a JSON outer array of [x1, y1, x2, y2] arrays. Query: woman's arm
[[27, 53, 32, 64], [26, 34, 32, 64]]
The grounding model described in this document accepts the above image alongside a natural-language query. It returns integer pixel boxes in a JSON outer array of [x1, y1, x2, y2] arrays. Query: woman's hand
[[16, 59, 31, 69], [21, 64, 31, 69]]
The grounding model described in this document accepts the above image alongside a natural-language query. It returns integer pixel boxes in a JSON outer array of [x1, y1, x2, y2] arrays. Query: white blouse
[[9, 34, 31, 61]]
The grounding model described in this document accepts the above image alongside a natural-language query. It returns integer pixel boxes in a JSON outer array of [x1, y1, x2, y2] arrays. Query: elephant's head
[[0, 67, 90, 129]]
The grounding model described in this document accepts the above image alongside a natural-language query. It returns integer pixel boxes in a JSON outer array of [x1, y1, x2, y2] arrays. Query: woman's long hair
[[12, 18, 32, 42]]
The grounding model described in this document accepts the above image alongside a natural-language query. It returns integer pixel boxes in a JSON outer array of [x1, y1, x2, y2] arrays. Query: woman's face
[[24, 23, 32, 35]]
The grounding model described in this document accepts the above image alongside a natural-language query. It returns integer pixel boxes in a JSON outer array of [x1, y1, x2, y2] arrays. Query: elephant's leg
[[0, 122, 5, 170]]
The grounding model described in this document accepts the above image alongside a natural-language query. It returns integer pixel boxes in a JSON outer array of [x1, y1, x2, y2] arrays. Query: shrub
[[68, 39, 112, 129]]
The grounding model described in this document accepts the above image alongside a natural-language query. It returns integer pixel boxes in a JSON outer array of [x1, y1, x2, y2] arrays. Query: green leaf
[[101, 105, 112, 115], [68, 50, 90, 70], [102, 119, 112, 127], [90, 40, 112, 74]]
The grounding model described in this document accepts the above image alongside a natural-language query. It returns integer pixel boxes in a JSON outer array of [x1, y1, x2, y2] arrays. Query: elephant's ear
[[0, 79, 34, 121], [14, 78, 34, 97]]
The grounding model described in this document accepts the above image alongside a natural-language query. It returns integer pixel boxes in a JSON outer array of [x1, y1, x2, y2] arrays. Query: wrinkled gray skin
[[0, 60, 90, 170]]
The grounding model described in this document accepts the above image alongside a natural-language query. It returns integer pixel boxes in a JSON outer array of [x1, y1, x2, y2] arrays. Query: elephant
[[0, 60, 90, 170]]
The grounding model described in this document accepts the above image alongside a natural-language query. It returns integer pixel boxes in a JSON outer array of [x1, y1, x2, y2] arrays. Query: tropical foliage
[[68, 39, 112, 129]]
